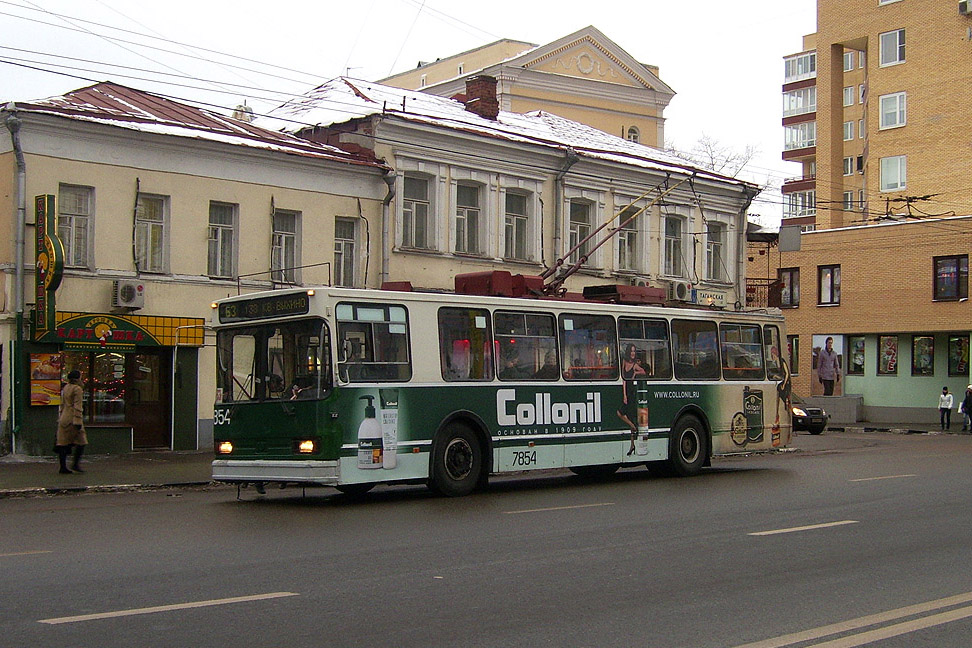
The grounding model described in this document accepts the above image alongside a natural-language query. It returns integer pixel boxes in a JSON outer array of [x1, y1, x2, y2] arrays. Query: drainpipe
[[6, 104, 26, 452], [379, 170, 396, 287], [552, 148, 579, 268], [737, 185, 759, 309]]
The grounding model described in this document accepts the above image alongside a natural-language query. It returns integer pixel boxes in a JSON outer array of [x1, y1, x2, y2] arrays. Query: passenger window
[[720, 323, 765, 381], [336, 303, 411, 382], [618, 317, 673, 380], [438, 307, 494, 381], [764, 325, 785, 380], [494, 311, 559, 381], [671, 319, 720, 381], [560, 314, 619, 381]]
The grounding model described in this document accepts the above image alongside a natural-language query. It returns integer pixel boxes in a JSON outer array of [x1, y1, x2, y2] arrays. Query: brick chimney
[[464, 75, 499, 120]]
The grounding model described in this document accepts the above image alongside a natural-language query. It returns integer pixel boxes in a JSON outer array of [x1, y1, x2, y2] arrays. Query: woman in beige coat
[[55, 370, 87, 473]]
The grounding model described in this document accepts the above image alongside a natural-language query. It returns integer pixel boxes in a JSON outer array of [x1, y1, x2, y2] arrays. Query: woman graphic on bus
[[618, 343, 647, 456]]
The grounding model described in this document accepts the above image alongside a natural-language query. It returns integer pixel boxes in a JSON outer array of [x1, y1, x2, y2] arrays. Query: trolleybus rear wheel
[[667, 414, 707, 477]]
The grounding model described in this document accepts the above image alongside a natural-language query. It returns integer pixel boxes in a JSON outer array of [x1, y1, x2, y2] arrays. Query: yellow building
[[1, 83, 388, 454], [775, 0, 972, 422], [379, 26, 675, 149]]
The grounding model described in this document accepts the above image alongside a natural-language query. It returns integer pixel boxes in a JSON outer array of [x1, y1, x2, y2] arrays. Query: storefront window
[[62, 351, 126, 423]]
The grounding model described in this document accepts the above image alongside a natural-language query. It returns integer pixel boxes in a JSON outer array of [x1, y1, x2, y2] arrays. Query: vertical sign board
[[33, 194, 64, 339]]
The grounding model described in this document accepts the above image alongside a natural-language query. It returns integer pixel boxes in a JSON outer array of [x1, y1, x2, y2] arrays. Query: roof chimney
[[231, 102, 255, 123], [464, 75, 499, 120]]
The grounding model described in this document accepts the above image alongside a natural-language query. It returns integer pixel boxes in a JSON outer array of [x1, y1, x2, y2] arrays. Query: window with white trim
[[843, 86, 854, 107], [455, 182, 482, 254], [859, 119, 865, 139], [626, 126, 640, 143], [568, 200, 592, 265], [333, 217, 356, 287], [617, 205, 640, 272], [272, 209, 300, 284], [880, 155, 907, 191], [784, 190, 816, 219], [880, 29, 905, 66], [57, 184, 93, 269], [843, 121, 854, 141], [705, 222, 726, 282], [859, 84, 866, 104], [135, 193, 167, 273], [783, 87, 816, 117], [504, 191, 530, 261], [784, 52, 816, 83], [843, 52, 854, 72], [208, 201, 237, 279], [879, 92, 906, 129], [843, 157, 854, 176], [842, 191, 855, 212], [784, 121, 816, 150], [664, 214, 685, 277], [402, 174, 433, 249]]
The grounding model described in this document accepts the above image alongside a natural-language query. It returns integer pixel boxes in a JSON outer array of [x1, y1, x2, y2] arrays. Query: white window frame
[[401, 173, 435, 250], [842, 191, 855, 211], [784, 51, 816, 83], [705, 221, 727, 282], [783, 87, 817, 117], [503, 189, 533, 262], [843, 121, 854, 141], [880, 29, 905, 67], [880, 155, 907, 192], [784, 190, 816, 219], [57, 183, 94, 269], [784, 121, 816, 150], [843, 52, 854, 72], [454, 181, 483, 255], [333, 217, 356, 288], [842, 87, 854, 107], [272, 209, 301, 284], [663, 211, 687, 278], [207, 201, 237, 279], [879, 92, 907, 129], [135, 193, 168, 274], [568, 199, 593, 266], [859, 51, 865, 68], [858, 190, 866, 212], [615, 202, 643, 273], [859, 119, 865, 139], [843, 157, 854, 176], [859, 84, 866, 104]]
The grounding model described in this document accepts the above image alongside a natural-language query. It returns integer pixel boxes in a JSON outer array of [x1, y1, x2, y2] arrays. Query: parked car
[[791, 393, 828, 435]]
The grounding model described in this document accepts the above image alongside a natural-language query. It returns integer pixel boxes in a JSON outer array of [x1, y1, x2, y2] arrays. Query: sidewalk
[[0, 450, 216, 498]]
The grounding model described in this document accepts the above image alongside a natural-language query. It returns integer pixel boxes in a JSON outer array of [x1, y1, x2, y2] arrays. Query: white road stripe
[[731, 591, 972, 648], [848, 474, 916, 482], [38, 592, 298, 625], [505, 502, 615, 514], [748, 520, 858, 536], [0, 550, 53, 558], [807, 604, 972, 647]]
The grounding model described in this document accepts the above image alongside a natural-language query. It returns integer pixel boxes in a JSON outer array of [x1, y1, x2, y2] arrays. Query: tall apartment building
[[773, 0, 972, 422], [782, 0, 972, 230]]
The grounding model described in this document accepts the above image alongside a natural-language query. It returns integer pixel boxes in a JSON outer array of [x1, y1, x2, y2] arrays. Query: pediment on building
[[506, 25, 674, 96]]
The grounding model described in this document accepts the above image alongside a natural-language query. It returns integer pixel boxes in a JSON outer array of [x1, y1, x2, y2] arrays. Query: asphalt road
[[3, 431, 972, 648]]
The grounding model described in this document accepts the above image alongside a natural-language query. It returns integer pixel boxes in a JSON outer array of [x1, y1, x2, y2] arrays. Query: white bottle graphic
[[379, 389, 399, 469], [357, 395, 383, 469]]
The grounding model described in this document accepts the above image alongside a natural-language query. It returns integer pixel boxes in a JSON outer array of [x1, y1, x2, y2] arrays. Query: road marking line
[[0, 550, 53, 558], [38, 592, 298, 625], [731, 591, 972, 648], [505, 502, 615, 514], [748, 520, 858, 536], [806, 604, 972, 647], [849, 474, 917, 482]]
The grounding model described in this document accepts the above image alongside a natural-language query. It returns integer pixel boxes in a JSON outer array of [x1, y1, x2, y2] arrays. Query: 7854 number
[[511, 450, 537, 467]]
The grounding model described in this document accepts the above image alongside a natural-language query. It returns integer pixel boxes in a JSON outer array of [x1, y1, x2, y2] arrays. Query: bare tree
[[665, 134, 758, 179]]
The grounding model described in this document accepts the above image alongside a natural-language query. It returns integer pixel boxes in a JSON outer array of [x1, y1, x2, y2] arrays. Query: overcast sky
[[0, 0, 817, 226]]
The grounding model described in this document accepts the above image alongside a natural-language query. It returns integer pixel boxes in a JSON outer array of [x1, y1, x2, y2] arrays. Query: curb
[[0, 481, 216, 499]]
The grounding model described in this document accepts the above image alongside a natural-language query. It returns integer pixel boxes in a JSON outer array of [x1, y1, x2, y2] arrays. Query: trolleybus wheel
[[569, 464, 620, 479], [667, 414, 707, 477], [430, 423, 482, 497], [335, 483, 375, 496]]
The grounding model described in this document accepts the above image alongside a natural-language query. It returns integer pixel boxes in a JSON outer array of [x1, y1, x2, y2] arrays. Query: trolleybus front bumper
[[212, 459, 339, 484]]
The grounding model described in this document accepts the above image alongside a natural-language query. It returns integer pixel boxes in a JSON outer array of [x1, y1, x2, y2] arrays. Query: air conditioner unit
[[628, 277, 650, 287], [667, 279, 693, 302], [112, 279, 145, 309], [961, 0, 972, 15]]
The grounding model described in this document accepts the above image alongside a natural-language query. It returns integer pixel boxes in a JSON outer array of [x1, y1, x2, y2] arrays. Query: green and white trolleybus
[[211, 280, 792, 497]]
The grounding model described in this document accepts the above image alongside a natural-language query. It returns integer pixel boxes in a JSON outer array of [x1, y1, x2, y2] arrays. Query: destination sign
[[218, 293, 310, 323]]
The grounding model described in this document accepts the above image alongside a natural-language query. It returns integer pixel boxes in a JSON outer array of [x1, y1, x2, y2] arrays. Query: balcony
[[782, 174, 816, 194], [746, 278, 783, 308]]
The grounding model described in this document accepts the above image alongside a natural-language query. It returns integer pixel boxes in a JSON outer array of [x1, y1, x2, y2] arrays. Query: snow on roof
[[8, 82, 384, 169], [263, 78, 751, 188]]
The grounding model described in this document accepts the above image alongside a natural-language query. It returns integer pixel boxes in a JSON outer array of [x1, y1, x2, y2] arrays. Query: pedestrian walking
[[55, 369, 87, 474], [960, 385, 972, 432], [817, 337, 841, 396], [939, 386, 954, 431]]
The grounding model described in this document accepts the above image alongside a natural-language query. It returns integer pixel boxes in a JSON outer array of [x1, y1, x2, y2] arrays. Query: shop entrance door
[[126, 349, 171, 448]]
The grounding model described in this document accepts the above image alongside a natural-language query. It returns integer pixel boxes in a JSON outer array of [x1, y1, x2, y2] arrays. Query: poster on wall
[[848, 336, 865, 375], [878, 335, 898, 375], [811, 334, 844, 396], [29, 353, 63, 406], [911, 336, 935, 376], [949, 335, 970, 377]]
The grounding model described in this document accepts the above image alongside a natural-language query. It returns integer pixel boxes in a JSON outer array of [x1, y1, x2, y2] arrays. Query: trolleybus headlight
[[217, 441, 233, 454], [295, 439, 317, 454]]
